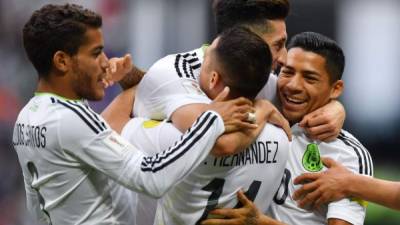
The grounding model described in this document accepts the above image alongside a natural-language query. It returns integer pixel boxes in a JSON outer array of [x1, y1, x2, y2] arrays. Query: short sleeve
[[134, 55, 211, 120]]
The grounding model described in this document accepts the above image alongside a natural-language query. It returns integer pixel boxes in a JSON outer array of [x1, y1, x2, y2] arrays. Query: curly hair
[[23, 4, 102, 77]]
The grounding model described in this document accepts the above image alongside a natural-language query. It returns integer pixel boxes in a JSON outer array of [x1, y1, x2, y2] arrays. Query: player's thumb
[[213, 86, 230, 102]]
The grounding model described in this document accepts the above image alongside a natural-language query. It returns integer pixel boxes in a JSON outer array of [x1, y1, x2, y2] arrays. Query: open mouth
[[282, 94, 307, 110]]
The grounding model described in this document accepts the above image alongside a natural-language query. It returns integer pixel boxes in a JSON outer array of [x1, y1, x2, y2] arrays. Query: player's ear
[[209, 71, 220, 90], [53, 51, 72, 74], [330, 80, 344, 99]]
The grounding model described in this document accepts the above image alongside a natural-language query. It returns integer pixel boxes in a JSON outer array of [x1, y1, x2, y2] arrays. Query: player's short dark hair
[[287, 32, 345, 82], [215, 26, 272, 99], [23, 4, 102, 77], [214, 0, 290, 34]]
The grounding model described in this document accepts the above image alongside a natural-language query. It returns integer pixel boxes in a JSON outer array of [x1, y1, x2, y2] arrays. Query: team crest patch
[[302, 143, 323, 172]]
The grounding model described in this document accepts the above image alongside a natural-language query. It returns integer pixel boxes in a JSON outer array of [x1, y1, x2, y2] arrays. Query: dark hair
[[215, 26, 272, 99], [287, 32, 345, 82], [214, 0, 290, 34], [23, 4, 102, 77]]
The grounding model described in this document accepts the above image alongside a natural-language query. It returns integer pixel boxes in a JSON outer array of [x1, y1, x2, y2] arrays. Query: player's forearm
[[119, 66, 145, 90], [101, 86, 136, 133], [211, 127, 261, 157], [171, 103, 209, 132], [348, 175, 400, 210], [328, 218, 352, 225]]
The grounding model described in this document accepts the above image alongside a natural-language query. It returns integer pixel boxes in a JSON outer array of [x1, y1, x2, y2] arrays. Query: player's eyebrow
[[91, 45, 104, 54]]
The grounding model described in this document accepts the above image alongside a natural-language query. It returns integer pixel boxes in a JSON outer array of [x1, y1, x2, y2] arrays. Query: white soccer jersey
[[267, 124, 373, 225], [134, 46, 279, 120], [12, 93, 225, 225], [122, 118, 290, 225]]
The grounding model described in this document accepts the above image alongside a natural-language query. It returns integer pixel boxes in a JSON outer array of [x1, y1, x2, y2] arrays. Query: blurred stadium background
[[0, 0, 399, 224]]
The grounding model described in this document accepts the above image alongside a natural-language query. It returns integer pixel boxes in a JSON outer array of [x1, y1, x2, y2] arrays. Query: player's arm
[[328, 219, 352, 225], [172, 95, 291, 156], [211, 99, 291, 156], [60, 99, 251, 198], [294, 158, 400, 211], [201, 190, 287, 225], [299, 100, 345, 141], [103, 54, 145, 89], [101, 86, 136, 134]]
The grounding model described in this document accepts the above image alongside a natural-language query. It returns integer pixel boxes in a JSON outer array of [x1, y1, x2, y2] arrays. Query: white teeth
[[286, 96, 304, 104]]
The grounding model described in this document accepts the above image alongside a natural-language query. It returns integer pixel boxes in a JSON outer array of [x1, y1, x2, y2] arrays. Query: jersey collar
[[34, 92, 83, 102]]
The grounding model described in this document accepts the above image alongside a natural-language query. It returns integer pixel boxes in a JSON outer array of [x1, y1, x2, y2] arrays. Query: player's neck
[[36, 76, 80, 100]]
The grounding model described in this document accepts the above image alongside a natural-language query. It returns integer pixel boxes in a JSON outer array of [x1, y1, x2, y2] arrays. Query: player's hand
[[299, 100, 345, 142], [254, 99, 292, 141], [201, 190, 262, 225], [103, 54, 133, 88], [211, 87, 258, 133], [293, 157, 351, 209]]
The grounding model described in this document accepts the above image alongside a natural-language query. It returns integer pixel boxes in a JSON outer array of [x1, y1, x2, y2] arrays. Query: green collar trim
[[34, 92, 82, 101], [201, 44, 209, 54]]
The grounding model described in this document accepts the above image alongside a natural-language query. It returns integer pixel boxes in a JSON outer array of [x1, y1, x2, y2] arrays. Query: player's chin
[[86, 89, 105, 101]]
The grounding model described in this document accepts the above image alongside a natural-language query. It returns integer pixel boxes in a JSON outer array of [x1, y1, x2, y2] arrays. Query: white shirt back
[[122, 118, 290, 225], [133, 46, 279, 120]]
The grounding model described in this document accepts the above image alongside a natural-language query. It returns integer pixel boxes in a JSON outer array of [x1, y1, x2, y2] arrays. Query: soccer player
[[202, 32, 373, 225], [119, 26, 290, 225], [124, 0, 346, 146], [13, 4, 256, 224], [293, 157, 400, 211]]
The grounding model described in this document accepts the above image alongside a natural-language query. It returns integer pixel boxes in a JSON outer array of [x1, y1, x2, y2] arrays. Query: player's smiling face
[[70, 28, 109, 101], [278, 47, 342, 124]]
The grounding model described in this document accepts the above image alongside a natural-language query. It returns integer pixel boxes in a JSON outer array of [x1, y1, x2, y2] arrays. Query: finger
[[237, 189, 252, 206], [214, 87, 230, 102], [123, 54, 132, 65], [293, 173, 321, 185], [201, 218, 238, 225], [232, 97, 253, 107], [235, 121, 259, 130], [314, 193, 330, 209], [299, 111, 319, 127], [102, 79, 110, 88], [304, 124, 331, 137], [292, 180, 320, 200], [208, 208, 237, 218], [234, 105, 254, 114], [297, 188, 322, 209], [321, 157, 337, 168], [304, 114, 328, 127], [110, 60, 117, 73], [268, 113, 292, 141], [314, 132, 336, 142], [281, 119, 292, 141]]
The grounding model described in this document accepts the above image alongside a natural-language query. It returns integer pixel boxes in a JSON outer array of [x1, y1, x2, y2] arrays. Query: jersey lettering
[[212, 141, 280, 167], [13, 123, 47, 148]]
